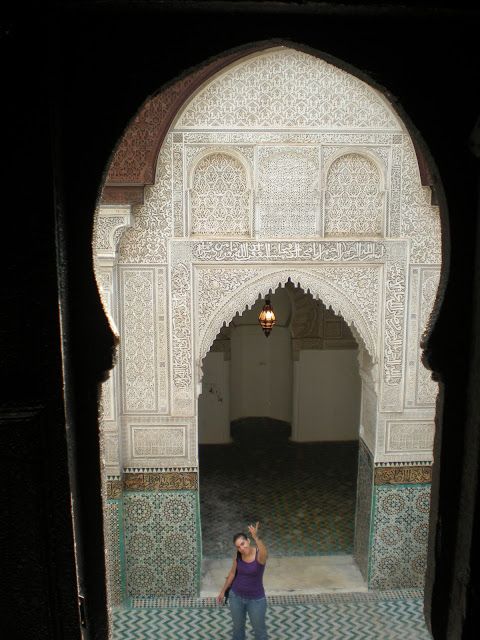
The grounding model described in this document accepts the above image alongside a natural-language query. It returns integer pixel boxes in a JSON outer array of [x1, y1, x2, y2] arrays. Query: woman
[[216, 522, 269, 640]]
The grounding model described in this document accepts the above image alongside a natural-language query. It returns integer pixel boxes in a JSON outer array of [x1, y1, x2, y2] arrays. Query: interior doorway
[[198, 282, 366, 594]]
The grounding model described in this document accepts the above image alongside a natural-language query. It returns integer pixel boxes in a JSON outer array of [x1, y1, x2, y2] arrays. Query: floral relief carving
[[171, 263, 193, 411], [176, 48, 401, 130], [195, 267, 261, 330], [120, 269, 157, 412], [156, 268, 169, 413], [325, 153, 384, 236], [190, 153, 250, 236], [93, 215, 130, 251], [400, 138, 441, 264], [118, 135, 173, 264]]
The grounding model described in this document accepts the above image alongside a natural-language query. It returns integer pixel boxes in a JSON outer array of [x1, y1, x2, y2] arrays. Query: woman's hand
[[249, 521, 268, 564], [216, 591, 225, 605], [248, 521, 260, 541]]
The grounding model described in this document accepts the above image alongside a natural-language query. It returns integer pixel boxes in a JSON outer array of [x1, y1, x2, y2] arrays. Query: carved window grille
[[190, 153, 250, 236], [325, 153, 384, 236]]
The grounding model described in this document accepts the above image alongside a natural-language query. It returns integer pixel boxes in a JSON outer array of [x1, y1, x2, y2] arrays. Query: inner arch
[[198, 270, 377, 370]]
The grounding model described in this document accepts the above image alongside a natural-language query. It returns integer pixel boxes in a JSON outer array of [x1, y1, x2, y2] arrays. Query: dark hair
[[233, 532, 248, 545]]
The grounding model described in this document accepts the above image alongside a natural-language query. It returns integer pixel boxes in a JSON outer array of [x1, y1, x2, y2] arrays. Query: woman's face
[[235, 536, 250, 554]]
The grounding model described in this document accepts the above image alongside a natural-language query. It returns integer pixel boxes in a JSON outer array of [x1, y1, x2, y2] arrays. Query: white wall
[[198, 351, 231, 444], [292, 349, 361, 441], [229, 324, 293, 423]]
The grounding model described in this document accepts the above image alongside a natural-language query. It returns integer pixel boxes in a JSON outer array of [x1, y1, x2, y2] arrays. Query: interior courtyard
[[91, 45, 441, 638]]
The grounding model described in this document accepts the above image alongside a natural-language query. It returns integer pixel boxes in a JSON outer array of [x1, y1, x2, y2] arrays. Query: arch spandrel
[[196, 268, 378, 370]]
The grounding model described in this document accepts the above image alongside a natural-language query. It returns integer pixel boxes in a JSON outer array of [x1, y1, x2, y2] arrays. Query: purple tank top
[[231, 550, 266, 599]]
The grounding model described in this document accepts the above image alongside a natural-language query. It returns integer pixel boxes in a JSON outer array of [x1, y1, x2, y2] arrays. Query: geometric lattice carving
[[325, 154, 384, 236], [256, 147, 319, 237], [190, 153, 250, 236]]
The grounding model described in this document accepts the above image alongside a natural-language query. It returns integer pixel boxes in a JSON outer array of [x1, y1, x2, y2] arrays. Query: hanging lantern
[[258, 299, 276, 337]]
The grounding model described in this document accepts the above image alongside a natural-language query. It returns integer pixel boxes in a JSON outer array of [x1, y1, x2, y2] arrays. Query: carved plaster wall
[[94, 44, 441, 472], [94, 46, 442, 594]]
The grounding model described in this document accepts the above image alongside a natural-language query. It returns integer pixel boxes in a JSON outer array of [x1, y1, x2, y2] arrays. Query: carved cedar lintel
[[124, 472, 198, 491], [374, 466, 432, 485]]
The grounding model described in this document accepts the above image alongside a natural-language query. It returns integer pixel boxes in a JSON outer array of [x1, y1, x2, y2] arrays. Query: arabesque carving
[[324, 153, 384, 236], [190, 152, 250, 236], [93, 45, 441, 473]]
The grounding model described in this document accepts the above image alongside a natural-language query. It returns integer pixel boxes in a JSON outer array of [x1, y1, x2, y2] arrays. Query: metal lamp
[[258, 299, 276, 337]]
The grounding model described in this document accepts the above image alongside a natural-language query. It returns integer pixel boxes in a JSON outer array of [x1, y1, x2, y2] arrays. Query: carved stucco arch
[[322, 147, 387, 191], [186, 147, 253, 189], [197, 267, 376, 374]]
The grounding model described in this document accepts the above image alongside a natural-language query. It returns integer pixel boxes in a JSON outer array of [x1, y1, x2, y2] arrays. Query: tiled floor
[[199, 440, 358, 557], [112, 591, 432, 639]]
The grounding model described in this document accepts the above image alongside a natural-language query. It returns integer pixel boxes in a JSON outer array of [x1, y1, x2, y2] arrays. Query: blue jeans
[[229, 591, 268, 640]]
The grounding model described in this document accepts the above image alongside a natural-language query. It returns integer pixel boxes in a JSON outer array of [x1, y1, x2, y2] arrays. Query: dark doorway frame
[[4, 3, 480, 639]]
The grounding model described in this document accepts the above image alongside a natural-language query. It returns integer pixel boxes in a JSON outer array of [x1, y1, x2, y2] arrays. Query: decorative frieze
[[124, 472, 198, 491], [190, 240, 388, 263], [374, 466, 432, 485]]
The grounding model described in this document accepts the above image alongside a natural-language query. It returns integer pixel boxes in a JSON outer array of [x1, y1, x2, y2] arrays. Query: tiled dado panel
[[369, 482, 431, 589], [354, 441, 374, 581], [123, 490, 200, 597], [105, 500, 124, 607]]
